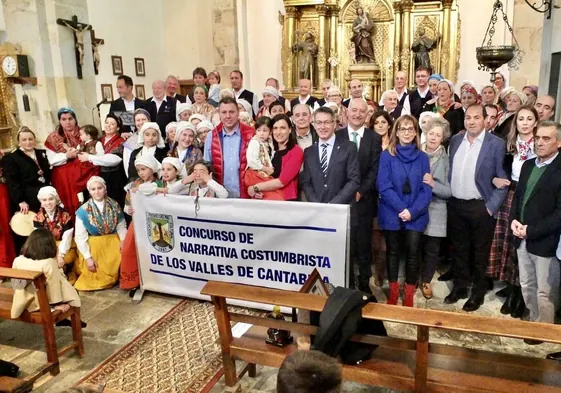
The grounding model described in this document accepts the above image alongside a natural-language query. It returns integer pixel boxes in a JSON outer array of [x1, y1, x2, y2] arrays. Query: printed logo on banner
[[146, 213, 174, 253]]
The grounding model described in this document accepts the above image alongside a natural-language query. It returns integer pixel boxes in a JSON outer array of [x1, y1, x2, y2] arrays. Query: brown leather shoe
[[421, 282, 433, 299]]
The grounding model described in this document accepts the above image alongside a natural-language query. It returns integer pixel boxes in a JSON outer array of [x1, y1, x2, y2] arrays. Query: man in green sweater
[[511, 121, 561, 346]]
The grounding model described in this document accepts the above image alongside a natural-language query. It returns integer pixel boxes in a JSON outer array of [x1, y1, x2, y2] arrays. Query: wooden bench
[[0, 267, 84, 393], [201, 281, 561, 393]]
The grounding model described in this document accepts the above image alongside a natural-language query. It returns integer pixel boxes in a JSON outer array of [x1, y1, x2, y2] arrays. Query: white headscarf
[[86, 176, 106, 191], [176, 103, 193, 121], [262, 86, 280, 99], [196, 120, 214, 133], [137, 122, 165, 149], [237, 99, 252, 115], [162, 157, 188, 179], [165, 121, 178, 136], [419, 112, 440, 133], [189, 114, 206, 123], [174, 121, 197, 144], [439, 79, 455, 94], [239, 111, 252, 125], [37, 186, 61, 205], [135, 154, 162, 177]]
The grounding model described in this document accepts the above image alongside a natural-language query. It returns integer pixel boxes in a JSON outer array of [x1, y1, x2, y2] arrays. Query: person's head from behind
[[21, 228, 57, 260], [277, 350, 342, 393]]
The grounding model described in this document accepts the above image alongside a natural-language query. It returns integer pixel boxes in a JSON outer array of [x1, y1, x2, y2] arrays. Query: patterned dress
[[74, 197, 126, 291]]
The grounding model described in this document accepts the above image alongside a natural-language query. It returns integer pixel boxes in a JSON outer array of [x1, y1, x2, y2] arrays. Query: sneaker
[[421, 282, 433, 299]]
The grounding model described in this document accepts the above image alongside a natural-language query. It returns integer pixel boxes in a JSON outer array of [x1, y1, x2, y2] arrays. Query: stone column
[[285, 6, 299, 90], [442, 0, 454, 79], [329, 5, 339, 82], [401, 0, 414, 79], [211, 0, 240, 81], [316, 5, 328, 88], [2, 0, 97, 140], [392, 1, 403, 85]]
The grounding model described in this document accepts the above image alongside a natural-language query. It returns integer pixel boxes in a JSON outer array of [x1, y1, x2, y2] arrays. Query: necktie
[[351, 131, 358, 149], [320, 143, 328, 176]]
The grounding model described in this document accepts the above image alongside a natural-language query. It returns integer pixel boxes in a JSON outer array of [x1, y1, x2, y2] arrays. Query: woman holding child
[[246, 114, 304, 201]]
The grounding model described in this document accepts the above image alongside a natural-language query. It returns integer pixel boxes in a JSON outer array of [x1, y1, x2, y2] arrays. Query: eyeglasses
[[314, 120, 335, 127], [398, 127, 416, 134]]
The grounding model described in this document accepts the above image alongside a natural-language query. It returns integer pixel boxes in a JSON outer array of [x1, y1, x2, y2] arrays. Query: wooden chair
[[0, 267, 84, 393], [201, 281, 561, 393]]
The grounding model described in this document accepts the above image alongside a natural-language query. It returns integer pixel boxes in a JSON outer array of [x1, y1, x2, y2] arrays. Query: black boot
[[496, 284, 512, 298], [438, 269, 454, 282], [510, 286, 526, 319], [500, 287, 516, 315]]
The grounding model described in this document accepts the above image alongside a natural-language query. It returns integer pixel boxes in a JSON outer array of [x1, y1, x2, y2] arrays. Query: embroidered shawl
[[33, 206, 73, 241], [76, 197, 123, 236]]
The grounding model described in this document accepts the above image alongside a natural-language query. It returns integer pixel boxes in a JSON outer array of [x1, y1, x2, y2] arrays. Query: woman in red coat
[[0, 150, 16, 267], [45, 108, 98, 216]]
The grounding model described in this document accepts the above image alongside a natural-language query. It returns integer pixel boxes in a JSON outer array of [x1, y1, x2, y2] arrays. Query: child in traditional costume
[[123, 108, 151, 177], [121, 155, 163, 294], [158, 157, 188, 195], [183, 160, 229, 198], [11, 228, 81, 319], [244, 117, 283, 200], [33, 186, 77, 282], [74, 176, 126, 291], [78, 124, 103, 156], [195, 120, 213, 150], [169, 122, 203, 171], [127, 122, 168, 181]]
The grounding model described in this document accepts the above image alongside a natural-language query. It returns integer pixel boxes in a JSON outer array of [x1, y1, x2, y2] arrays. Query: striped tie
[[320, 143, 328, 176]]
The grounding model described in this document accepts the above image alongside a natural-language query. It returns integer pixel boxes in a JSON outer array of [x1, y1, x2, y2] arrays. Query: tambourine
[[10, 211, 37, 236]]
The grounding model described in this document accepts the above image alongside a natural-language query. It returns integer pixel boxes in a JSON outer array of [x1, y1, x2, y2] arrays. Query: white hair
[[381, 90, 398, 102]]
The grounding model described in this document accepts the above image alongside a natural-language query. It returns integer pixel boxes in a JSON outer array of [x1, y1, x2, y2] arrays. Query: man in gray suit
[[300, 107, 360, 204], [444, 103, 508, 312]]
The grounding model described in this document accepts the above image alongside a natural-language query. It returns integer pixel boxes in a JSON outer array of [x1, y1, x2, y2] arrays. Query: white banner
[[131, 193, 350, 309]]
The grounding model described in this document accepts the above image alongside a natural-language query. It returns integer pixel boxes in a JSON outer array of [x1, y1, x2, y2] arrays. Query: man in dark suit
[[445, 103, 508, 312], [408, 66, 433, 119], [336, 98, 382, 293], [300, 106, 360, 205], [145, 80, 177, 139], [342, 79, 364, 108], [109, 75, 145, 114], [290, 79, 318, 110], [165, 75, 186, 103], [511, 121, 561, 333]]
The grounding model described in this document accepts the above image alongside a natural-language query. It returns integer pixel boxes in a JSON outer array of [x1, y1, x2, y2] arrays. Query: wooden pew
[[0, 267, 84, 393], [201, 281, 561, 393]]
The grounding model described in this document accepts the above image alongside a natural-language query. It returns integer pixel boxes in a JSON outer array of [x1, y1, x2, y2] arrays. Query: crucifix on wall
[[56, 15, 92, 79], [90, 30, 104, 75]]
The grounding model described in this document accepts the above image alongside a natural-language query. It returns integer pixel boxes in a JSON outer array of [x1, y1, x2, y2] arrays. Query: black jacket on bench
[[311, 287, 387, 365]]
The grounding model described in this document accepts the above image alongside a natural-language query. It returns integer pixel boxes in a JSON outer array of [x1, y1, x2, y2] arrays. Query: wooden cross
[[90, 30, 104, 75], [56, 15, 92, 79]]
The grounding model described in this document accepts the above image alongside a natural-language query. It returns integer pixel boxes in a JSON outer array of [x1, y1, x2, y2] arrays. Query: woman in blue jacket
[[377, 115, 432, 307]]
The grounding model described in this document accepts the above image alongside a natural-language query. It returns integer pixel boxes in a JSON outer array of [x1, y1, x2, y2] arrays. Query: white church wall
[[539, 6, 561, 120], [163, 0, 215, 80], [456, 0, 515, 92], [237, 0, 285, 96], [87, 0, 167, 124]]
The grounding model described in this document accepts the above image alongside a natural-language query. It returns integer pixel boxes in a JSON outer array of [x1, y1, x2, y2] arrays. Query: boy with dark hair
[[277, 350, 342, 393]]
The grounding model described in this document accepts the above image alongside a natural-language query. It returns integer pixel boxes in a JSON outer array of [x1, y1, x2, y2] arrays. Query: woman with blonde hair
[[377, 115, 432, 307], [488, 105, 539, 318], [481, 84, 498, 105], [325, 86, 348, 128]]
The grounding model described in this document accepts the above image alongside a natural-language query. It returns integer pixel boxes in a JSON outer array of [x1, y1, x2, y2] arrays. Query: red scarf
[[102, 134, 125, 154], [45, 126, 81, 152]]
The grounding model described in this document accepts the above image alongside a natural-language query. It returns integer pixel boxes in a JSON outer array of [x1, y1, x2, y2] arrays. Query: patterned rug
[[78, 299, 236, 393]]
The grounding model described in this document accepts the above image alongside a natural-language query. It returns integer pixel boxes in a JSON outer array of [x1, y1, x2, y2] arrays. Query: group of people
[[1, 65, 560, 354]]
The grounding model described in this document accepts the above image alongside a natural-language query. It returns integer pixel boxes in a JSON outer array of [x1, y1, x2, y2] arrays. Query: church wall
[[455, 0, 515, 92], [510, 0, 543, 91], [162, 0, 215, 79], [87, 0, 167, 123], [238, 0, 285, 94]]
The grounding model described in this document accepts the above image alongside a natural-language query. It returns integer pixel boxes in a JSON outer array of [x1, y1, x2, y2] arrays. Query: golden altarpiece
[[281, 0, 460, 102]]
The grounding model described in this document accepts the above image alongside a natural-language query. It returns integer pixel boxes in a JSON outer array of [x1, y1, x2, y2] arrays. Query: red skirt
[[244, 170, 284, 201], [120, 225, 139, 289], [0, 183, 15, 267], [51, 160, 99, 217]]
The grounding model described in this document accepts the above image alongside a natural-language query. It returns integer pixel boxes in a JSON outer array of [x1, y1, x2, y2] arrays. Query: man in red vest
[[203, 96, 254, 198]]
